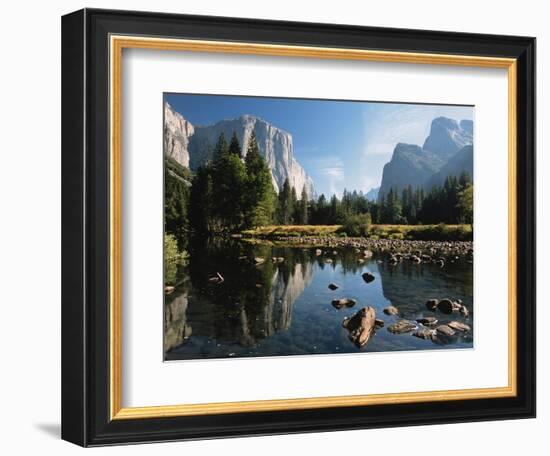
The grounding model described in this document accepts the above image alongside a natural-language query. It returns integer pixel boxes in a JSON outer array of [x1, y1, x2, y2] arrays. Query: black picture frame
[[62, 8, 536, 447]]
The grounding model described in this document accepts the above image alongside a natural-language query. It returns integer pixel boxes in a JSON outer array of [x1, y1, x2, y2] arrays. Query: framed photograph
[[62, 8, 536, 446]]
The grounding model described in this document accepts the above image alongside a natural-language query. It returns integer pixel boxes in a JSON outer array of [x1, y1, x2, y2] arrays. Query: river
[[164, 238, 473, 360]]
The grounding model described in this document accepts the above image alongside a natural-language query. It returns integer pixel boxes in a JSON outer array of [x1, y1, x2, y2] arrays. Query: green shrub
[[339, 213, 372, 237]]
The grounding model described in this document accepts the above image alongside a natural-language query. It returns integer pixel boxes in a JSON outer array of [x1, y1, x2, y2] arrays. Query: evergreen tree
[[243, 133, 276, 227], [164, 166, 190, 247], [212, 133, 246, 231], [457, 184, 474, 225], [298, 187, 309, 224], [290, 187, 298, 224], [213, 132, 228, 160], [228, 131, 241, 156], [277, 178, 293, 224], [189, 165, 214, 233]]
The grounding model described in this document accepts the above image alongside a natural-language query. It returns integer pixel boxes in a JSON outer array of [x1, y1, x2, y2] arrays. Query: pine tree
[[189, 165, 214, 233], [290, 187, 298, 224], [244, 132, 276, 227], [228, 131, 241, 156], [298, 187, 309, 225], [213, 132, 228, 160], [277, 178, 293, 224], [211, 132, 246, 231]]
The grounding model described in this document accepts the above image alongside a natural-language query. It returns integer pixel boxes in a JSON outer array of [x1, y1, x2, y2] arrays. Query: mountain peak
[[378, 116, 473, 200], [164, 106, 315, 197], [423, 116, 473, 159]]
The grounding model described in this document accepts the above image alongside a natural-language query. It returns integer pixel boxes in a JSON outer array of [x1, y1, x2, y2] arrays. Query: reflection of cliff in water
[[377, 259, 473, 318], [164, 292, 192, 352], [164, 243, 315, 353]]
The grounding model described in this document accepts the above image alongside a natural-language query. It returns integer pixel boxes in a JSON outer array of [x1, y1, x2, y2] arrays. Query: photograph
[[163, 94, 475, 360]]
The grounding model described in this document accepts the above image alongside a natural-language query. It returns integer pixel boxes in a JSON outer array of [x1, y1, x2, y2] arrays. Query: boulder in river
[[435, 324, 456, 338], [331, 298, 357, 309], [362, 272, 375, 283], [426, 299, 439, 311], [328, 283, 339, 291], [437, 298, 454, 314], [412, 328, 436, 340], [253, 257, 265, 265], [164, 286, 175, 294], [459, 305, 470, 317], [383, 306, 399, 316], [315, 249, 322, 256], [387, 320, 417, 334], [342, 306, 376, 347], [374, 319, 385, 328], [448, 321, 471, 333], [416, 317, 438, 326]]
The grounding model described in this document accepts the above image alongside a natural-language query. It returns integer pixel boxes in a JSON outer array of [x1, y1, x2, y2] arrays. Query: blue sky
[[166, 93, 473, 197]]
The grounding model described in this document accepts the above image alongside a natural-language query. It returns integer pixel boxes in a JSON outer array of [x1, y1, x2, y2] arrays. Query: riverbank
[[239, 235, 472, 263], [241, 223, 472, 242]]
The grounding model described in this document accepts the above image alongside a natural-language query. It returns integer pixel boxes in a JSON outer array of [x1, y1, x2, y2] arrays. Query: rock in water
[[388, 320, 417, 334], [437, 298, 454, 314], [362, 272, 375, 283], [342, 307, 376, 347], [328, 283, 339, 291], [448, 321, 471, 333], [416, 317, 438, 326], [435, 325, 456, 337], [253, 257, 265, 265], [315, 249, 322, 256], [412, 329, 436, 340], [164, 286, 175, 294], [426, 299, 439, 311], [331, 298, 357, 309], [374, 319, 385, 328], [459, 305, 470, 317], [383, 306, 399, 316]]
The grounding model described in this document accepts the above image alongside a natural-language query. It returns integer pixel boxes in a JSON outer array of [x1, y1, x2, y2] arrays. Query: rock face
[[423, 117, 473, 160], [164, 103, 315, 197], [164, 102, 195, 168], [424, 145, 473, 190], [379, 143, 442, 198], [378, 117, 473, 199]]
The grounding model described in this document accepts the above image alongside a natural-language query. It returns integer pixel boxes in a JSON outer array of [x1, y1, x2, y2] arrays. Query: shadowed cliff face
[[379, 116, 473, 198]]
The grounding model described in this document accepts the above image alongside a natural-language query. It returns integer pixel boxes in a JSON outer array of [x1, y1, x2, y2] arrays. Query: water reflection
[[165, 239, 473, 360]]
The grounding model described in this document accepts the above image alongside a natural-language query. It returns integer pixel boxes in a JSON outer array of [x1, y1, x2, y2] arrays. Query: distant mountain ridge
[[379, 116, 473, 199], [164, 103, 315, 197], [365, 187, 380, 201]]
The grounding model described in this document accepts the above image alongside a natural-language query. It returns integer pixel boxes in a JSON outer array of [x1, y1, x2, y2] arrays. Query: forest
[[165, 132, 474, 247]]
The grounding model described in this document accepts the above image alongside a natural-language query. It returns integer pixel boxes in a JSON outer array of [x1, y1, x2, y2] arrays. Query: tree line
[[308, 171, 473, 226], [165, 131, 474, 247]]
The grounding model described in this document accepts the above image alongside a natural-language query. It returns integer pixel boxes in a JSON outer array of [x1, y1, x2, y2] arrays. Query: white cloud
[[302, 156, 344, 196]]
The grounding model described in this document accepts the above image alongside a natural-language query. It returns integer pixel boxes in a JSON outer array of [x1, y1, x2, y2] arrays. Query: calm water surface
[[164, 238, 473, 360]]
